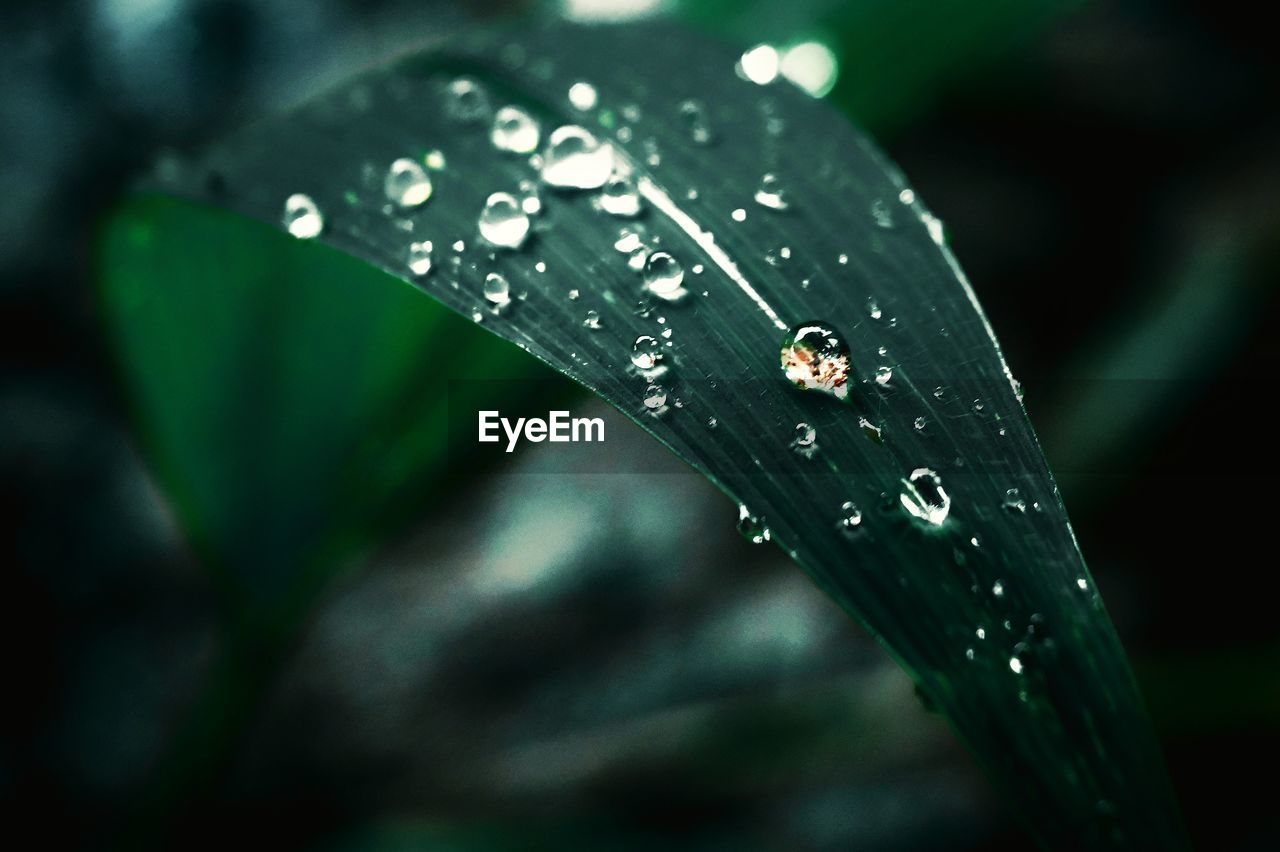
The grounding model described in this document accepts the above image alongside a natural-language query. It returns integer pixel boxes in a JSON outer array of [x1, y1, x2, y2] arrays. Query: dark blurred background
[[4, 0, 1279, 849]]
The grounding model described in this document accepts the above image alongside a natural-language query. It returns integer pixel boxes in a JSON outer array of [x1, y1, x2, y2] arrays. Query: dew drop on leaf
[[491, 105, 540, 154], [643, 251, 684, 299], [483, 272, 511, 306], [678, 99, 714, 145], [444, 77, 490, 123], [478, 191, 530, 249], [631, 334, 661, 369], [568, 81, 598, 111], [600, 174, 642, 216], [541, 126, 613, 189], [737, 504, 771, 544], [838, 500, 863, 534], [407, 240, 433, 276], [643, 383, 667, 410], [583, 310, 601, 330], [736, 43, 779, 85], [780, 322, 851, 401], [384, 158, 432, 207], [875, 365, 893, 386], [754, 173, 790, 210], [899, 467, 951, 526], [283, 193, 323, 239]]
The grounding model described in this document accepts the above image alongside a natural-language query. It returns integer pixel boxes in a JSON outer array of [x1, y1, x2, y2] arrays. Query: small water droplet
[[445, 77, 490, 123], [736, 44, 780, 85], [838, 501, 863, 534], [792, 421, 817, 448], [631, 335, 662, 370], [780, 322, 851, 401], [898, 188, 915, 205], [582, 310, 601, 330], [707, 416, 718, 429], [425, 150, 446, 170], [643, 383, 668, 410], [1009, 656, 1024, 674], [407, 240, 433, 276], [678, 99, 714, 145], [600, 174, 643, 216], [491, 105, 540, 154], [283, 193, 323, 239], [643, 251, 685, 299], [859, 417, 883, 444], [993, 580, 1005, 597], [1002, 488, 1027, 513], [737, 504, 771, 543], [731, 208, 747, 222], [385, 158, 433, 207], [478, 192, 530, 249], [899, 468, 951, 526], [875, 365, 893, 386], [1076, 577, 1089, 591], [914, 416, 926, 431], [867, 298, 882, 320], [541, 126, 614, 189], [568, 81, 598, 111], [976, 627, 986, 639], [870, 198, 894, 228], [483, 272, 511, 306], [754, 173, 789, 210]]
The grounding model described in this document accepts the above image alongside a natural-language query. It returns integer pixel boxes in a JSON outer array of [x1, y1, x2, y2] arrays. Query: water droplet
[[1009, 656, 1024, 674], [924, 213, 945, 245], [407, 240, 433, 276], [838, 501, 863, 534], [737, 504, 771, 544], [483, 272, 511, 306], [541, 126, 613, 189], [780, 322, 851, 401], [965, 648, 976, 661], [600, 174, 643, 216], [792, 422, 817, 452], [859, 417, 883, 444], [385, 158, 432, 207], [870, 198, 894, 228], [875, 366, 893, 386], [993, 580, 1005, 597], [707, 416, 718, 428], [736, 44, 779, 85], [631, 335, 662, 370], [913, 416, 926, 431], [754, 173, 789, 210], [643, 251, 684, 299], [1002, 488, 1027, 513], [898, 188, 915, 205], [643, 383, 667, 410], [518, 179, 542, 215], [731, 208, 747, 222], [568, 81, 598, 111], [283, 193, 323, 239], [678, 99, 714, 145], [867, 298, 882, 320], [1076, 577, 1089, 591], [445, 77, 490, 123], [583, 310, 601, 330], [425, 150, 446, 170], [899, 468, 951, 526], [478, 192, 530, 249], [491, 105, 540, 154], [779, 40, 839, 98], [976, 627, 986, 640]]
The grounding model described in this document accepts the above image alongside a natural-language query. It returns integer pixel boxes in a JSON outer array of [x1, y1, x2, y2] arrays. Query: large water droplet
[[483, 272, 511, 306], [384, 158, 432, 207], [754, 173, 789, 210], [631, 335, 662, 370], [737, 504, 771, 544], [491, 105, 540, 154], [478, 192, 530, 249], [407, 240, 433, 276], [600, 174, 642, 217], [283, 193, 323, 239], [643, 251, 685, 299], [541, 126, 613, 189], [899, 468, 951, 526], [780, 322, 851, 401]]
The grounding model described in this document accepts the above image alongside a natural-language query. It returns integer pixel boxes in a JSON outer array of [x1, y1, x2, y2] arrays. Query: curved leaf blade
[[115, 21, 1187, 850]]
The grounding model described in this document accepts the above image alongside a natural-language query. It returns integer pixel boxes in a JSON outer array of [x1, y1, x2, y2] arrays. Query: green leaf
[[101, 20, 1188, 851]]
